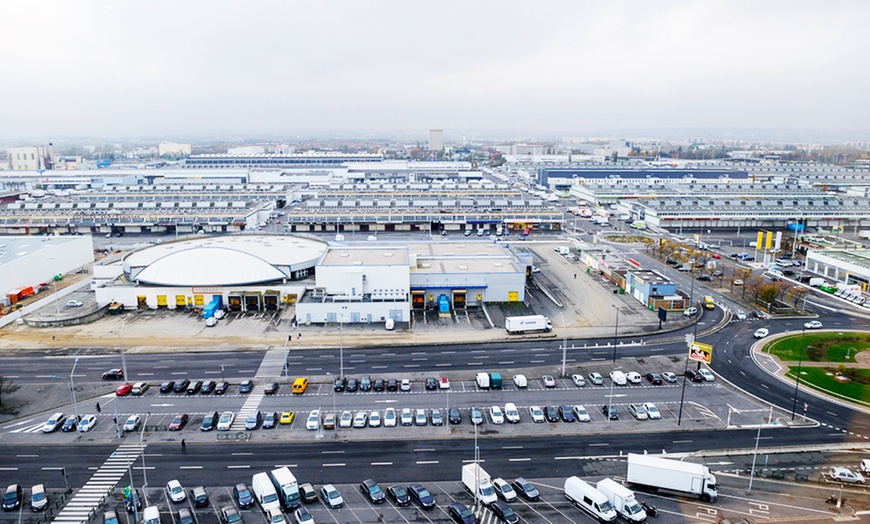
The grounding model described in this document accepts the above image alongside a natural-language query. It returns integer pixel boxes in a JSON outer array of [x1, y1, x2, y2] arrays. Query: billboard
[[688, 341, 713, 364]]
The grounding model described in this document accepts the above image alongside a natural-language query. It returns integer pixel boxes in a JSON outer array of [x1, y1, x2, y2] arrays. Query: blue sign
[[788, 223, 805, 231]]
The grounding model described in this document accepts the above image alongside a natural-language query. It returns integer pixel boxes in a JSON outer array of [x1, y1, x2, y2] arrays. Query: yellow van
[[703, 296, 715, 310], [292, 377, 308, 394]]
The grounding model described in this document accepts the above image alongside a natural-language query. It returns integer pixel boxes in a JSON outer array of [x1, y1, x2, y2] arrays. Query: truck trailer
[[625, 453, 718, 502], [505, 315, 553, 334]]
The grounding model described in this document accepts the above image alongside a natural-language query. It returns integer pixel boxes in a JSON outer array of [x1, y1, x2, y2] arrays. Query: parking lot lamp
[[140, 412, 150, 489], [791, 346, 807, 420], [607, 365, 622, 428], [70, 357, 80, 421], [559, 312, 567, 377], [611, 305, 619, 363]]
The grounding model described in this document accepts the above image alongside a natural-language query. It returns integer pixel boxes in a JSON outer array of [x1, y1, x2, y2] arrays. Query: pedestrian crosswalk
[[257, 347, 289, 378], [53, 443, 146, 523], [229, 390, 265, 430]]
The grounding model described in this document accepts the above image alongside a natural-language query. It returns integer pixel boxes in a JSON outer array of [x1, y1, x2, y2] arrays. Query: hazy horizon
[[3, 1, 870, 143]]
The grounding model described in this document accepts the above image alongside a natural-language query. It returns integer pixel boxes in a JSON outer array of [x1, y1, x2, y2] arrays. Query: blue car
[[407, 484, 435, 510]]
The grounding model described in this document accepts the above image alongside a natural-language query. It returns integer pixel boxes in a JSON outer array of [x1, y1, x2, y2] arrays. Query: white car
[[166, 480, 186, 503], [383, 408, 397, 427], [217, 411, 234, 431], [504, 403, 520, 423], [529, 406, 545, 423], [439, 377, 450, 389], [588, 372, 604, 385], [368, 410, 381, 428], [698, 369, 715, 382], [489, 406, 505, 425], [662, 372, 678, 383], [339, 410, 353, 428], [626, 371, 642, 384], [683, 307, 698, 317], [571, 374, 586, 387], [306, 410, 321, 431], [541, 375, 556, 388], [353, 411, 368, 428], [861, 459, 870, 476], [572, 405, 591, 422], [320, 484, 344, 509], [735, 309, 747, 320], [512, 374, 528, 388], [294, 507, 314, 524], [734, 279, 744, 286], [829, 467, 865, 484], [754, 328, 769, 339], [492, 478, 517, 502], [610, 370, 627, 386], [643, 402, 661, 420], [804, 320, 823, 329], [628, 404, 648, 420], [42, 412, 66, 433], [400, 379, 411, 391], [66, 300, 83, 308], [123, 415, 141, 432], [78, 414, 98, 432], [400, 408, 413, 426], [414, 409, 427, 426]]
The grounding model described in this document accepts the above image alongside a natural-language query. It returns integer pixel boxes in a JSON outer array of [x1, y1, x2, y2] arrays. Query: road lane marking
[[588, 443, 609, 447], [502, 446, 523, 449], [322, 450, 345, 454], [231, 452, 253, 456], [509, 458, 531, 462], [179, 466, 202, 469], [227, 465, 250, 469], [371, 462, 393, 466], [413, 448, 435, 452], [416, 460, 438, 465], [322, 463, 346, 467]]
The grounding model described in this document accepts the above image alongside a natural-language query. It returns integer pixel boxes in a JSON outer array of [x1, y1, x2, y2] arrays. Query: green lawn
[[785, 367, 870, 405], [765, 332, 870, 362]]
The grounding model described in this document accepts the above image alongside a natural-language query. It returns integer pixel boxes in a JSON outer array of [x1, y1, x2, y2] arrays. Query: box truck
[[596, 478, 646, 522], [252, 472, 281, 511], [269, 467, 301, 510], [564, 476, 617, 522], [625, 453, 718, 502], [462, 463, 497, 505], [809, 278, 827, 287], [505, 315, 553, 334], [489, 372, 502, 389]]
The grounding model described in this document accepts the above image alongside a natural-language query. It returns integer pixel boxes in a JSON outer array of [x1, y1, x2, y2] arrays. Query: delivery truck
[[462, 463, 497, 505], [625, 453, 718, 502], [505, 315, 553, 334], [596, 478, 646, 522], [564, 476, 617, 521], [269, 467, 301, 510]]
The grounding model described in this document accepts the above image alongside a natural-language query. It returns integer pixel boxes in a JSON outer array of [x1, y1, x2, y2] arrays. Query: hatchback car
[[662, 371, 677, 383], [78, 414, 98, 432], [449, 407, 462, 424], [425, 377, 437, 390], [214, 381, 229, 394], [386, 378, 399, 391], [62, 415, 81, 432], [102, 369, 124, 380], [160, 381, 175, 393], [245, 411, 263, 430], [178, 508, 195, 524], [414, 409, 427, 426], [683, 307, 699, 317], [333, 376, 347, 391], [299, 483, 317, 504], [359, 479, 385, 503], [186, 381, 203, 394], [131, 382, 150, 396], [115, 383, 134, 396], [191, 486, 209, 507], [166, 480, 186, 503], [528, 406, 545, 423], [490, 500, 519, 523], [407, 484, 435, 509], [373, 378, 386, 391], [699, 368, 715, 382], [306, 410, 321, 431], [264, 382, 279, 395], [233, 483, 254, 508], [489, 406, 505, 425], [447, 502, 475, 524], [571, 374, 586, 387], [168, 413, 189, 431], [587, 372, 604, 385], [558, 405, 575, 422], [221, 506, 243, 524], [544, 405, 560, 423], [346, 378, 359, 392], [279, 411, 295, 425], [173, 379, 190, 393], [643, 402, 661, 420], [470, 406, 484, 425], [294, 507, 313, 524], [685, 369, 704, 382], [602, 405, 619, 420], [512, 478, 539, 500], [320, 484, 344, 508], [804, 320, 823, 329], [400, 379, 411, 391], [541, 375, 556, 388], [492, 478, 517, 502], [239, 379, 254, 393], [439, 377, 450, 389], [628, 403, 648, 420], [645, 372, 662, 385], [217, 411, 235, 431], [200, 380, 216, 394], [431, 409, 443, 426], [353, 411, 368, 428], [572, 405, 591, 422], [124, 415, 141, 432], [360, 375, 372, 391], [2, 485, 22, 511], [387, 485, 410, 506], [512, 374, 528, 388]]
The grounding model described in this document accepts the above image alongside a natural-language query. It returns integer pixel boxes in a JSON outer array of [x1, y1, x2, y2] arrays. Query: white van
[[512, 374, 528, 388], [565, 476, 617, 522], [143, 506, 161, 524], [476, 372, 490, 389], [252, 472, 281, 511]]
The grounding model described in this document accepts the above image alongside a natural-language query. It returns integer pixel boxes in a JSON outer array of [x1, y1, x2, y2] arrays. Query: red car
[[168, 413, 189, 431], [115, 383, 133, 396], [711, 253, 721, 259]]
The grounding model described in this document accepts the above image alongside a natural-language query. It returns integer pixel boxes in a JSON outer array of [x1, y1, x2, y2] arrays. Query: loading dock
[[243, 293, 261, 311]]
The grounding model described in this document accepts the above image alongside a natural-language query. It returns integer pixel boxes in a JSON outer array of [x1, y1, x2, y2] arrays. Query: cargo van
[[143, 506, 160, 524], [252, 472, 281, 511], [476, 372, 490, 389], [292, 378, 308, 394], [564, 476, 617, 522], [489, 372, 503, 389]]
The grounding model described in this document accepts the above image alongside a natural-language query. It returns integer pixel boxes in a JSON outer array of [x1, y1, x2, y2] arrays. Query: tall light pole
[[140, 412, 150, 490], [746, 423, 763, 495], [69, 357, 80, 420], [607, 365, 622, 428], [48, 256, 60, 315], [109, 316, 129, 381], [559, 312, 568, 378], [339, 306, 347, 379], [791, 346, 808, 420], [611, 305, 620, 363]]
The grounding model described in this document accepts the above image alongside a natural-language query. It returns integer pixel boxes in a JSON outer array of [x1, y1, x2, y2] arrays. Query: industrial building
[[1, 235, 94, 306], [804, 249, 870, 291]]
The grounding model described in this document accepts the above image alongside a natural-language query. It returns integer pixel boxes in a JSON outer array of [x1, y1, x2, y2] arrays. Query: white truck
[[596, 478, 646, 522], [626, 453, 718, 502], [269, 467, 301, 510], [462, 463, 497, 505], [809, 277, 827, 287], [252, 472, 281, 511], [505, 315, 553, 334], [553, 246, 570, 255]]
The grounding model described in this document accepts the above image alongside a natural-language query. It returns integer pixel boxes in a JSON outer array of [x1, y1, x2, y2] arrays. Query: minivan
[[142, 506, 160, 524], [200, 411, 219, 431], [292, 378, 308, 394]]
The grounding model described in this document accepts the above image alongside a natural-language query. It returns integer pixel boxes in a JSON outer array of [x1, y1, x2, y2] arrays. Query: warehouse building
[[804, 249, 870, 291], [1, 235, 94, 306]]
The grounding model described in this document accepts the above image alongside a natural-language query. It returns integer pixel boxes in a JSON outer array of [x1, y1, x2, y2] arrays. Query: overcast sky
[[2, 1, 869, 141]]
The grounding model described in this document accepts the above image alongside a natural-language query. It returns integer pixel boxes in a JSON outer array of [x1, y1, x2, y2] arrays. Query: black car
[[491, 501, 519, 523], [346, 378, 359, 392], [512, 478, 539, 501], [124, 488, 143, 513], [359, 479, 385, 504], [233, 483, 254, 508], [558, 405, 575, 422], [264, 383, 279, 395], [200, 411, 219, 431], [449, 407, 462, 424], [221, 506, 242, 524], [160, 381, 175, 393], [360, 375, 372, 391], [200, 380, 216, 394], [190, 486, 209, 508], [602, 405, 619, 420], [544, 405, 560, 423], [333, 377, 347, 392], [245, 411, 262, 430], [386, 378, 399, 392], [62, 414, 82, 432], [214, 381, 229, 394], [178, 508, 195, 524], [407, 484, 434, 509], [173, 379, 191, 393], [387, 485, 410, 506], [186, 380, 203, 394], [696, 275, 712, 281], [686, 369, 704, 382], [645, 372, 662, 385], [262, 411, 278, 429], [239, 379, 254, 394], [2, 485, 22, 511], [102, 369, 124, 380], [373, 378, 385, 392], [425, 377, 437, 391], [448, 502, 476, 524]]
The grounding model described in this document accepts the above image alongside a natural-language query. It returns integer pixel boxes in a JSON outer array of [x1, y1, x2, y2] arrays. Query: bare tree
[[0, 375, 20, 406]]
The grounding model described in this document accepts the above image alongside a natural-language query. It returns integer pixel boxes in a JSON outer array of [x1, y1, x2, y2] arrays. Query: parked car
[[470, 406, 484, 425], [359, 479, 385, 504], [200, 380, 216, 394], [490, 501, 519, 523], [558, 405, 575, 422], [346, 378, 358, 392], [239, 379, 254, 393], [168, 413, 189, 431], [186, 380, 203, 394], [645, 372, 662, 385], [190, 486, 209, 507], [306, 410, 321, 431], [233, 483, 254, 508], [572, 405, 591, 422], [383, 408, 397, 427], [179, 509, 196, 524], [221, 506, 243, 524], [407, 484, 435, 509], [400, 379, 411, 391], [628, 403, 648, 420], [78, 414, 98, 432], [166, 480, 186, 503], [571, 374, 586, 387], [449, 407, 462, 424], [124, 415, 141, 432], [42, 412, 66, 433], [489, 406, 505, 425], [387, 485, 410, 506], [159, 381, 175, 393], [294, 507, 313, 524], [447, 502, 475, 524], [609, 370, 627, 386], [643, 402, 662, 420], [320, 484, 344, 508], [602, 405, 619, 420], [587, 372, 604, 385], [528, 406, 545, 423], [425, 377, 437, 390], [353, 411, 368, 428], [62, 415, 81, 432], [541, 375, 556, 388], [683, 307, 698, 317], [492, 478, 517, 502], [626, 371, 642, 384], [699, 368, 715, 382], [214, 381, 229, 394], [244, 411, 262, 430], [373, 378, 385, 391], [264, 382, 279, 395], [662, 371, 678, 383], [386, 378, 398, 391], [173, 379, 190, 393], [360, 375, 372, 391], [829, 467, 865, 484], [2, 484, 22, 511], [262, 412, 278, 429], [279, 411, 295, 425], [439, 377, 450, 389], [512, 478, 539, 500], [414, 409, 427, 426], [685, 369, 704, 382], [217, 411, 235, 431], [333, 376, 347, 391], [544, 405, 559, 423], [115, 383, 133, 396], [299, 483, 317, 504]]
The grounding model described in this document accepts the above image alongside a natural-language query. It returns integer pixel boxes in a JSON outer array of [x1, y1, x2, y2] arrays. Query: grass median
[[785, 366, 870, 405], [764, 332, 870, 362]]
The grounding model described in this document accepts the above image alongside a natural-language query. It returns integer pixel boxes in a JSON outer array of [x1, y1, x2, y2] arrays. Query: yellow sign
[[689, 342, 713, 364], [765, 231, 773, 250], [756, 231, 764, 249]]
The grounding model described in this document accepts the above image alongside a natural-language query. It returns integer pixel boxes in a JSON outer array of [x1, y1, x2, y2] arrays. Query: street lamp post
[[109, 319, 129, 381], [70, 357, 80, 421], [559, 312, 568, 378], [611, 305, 620, 363], [140, 412, 150, 489], [607, 366, 622, 428], [339, 306, 347, 379], [791, 346, 808, 420], [48, 257, 60, 315], [746, 423, 763, 494]]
